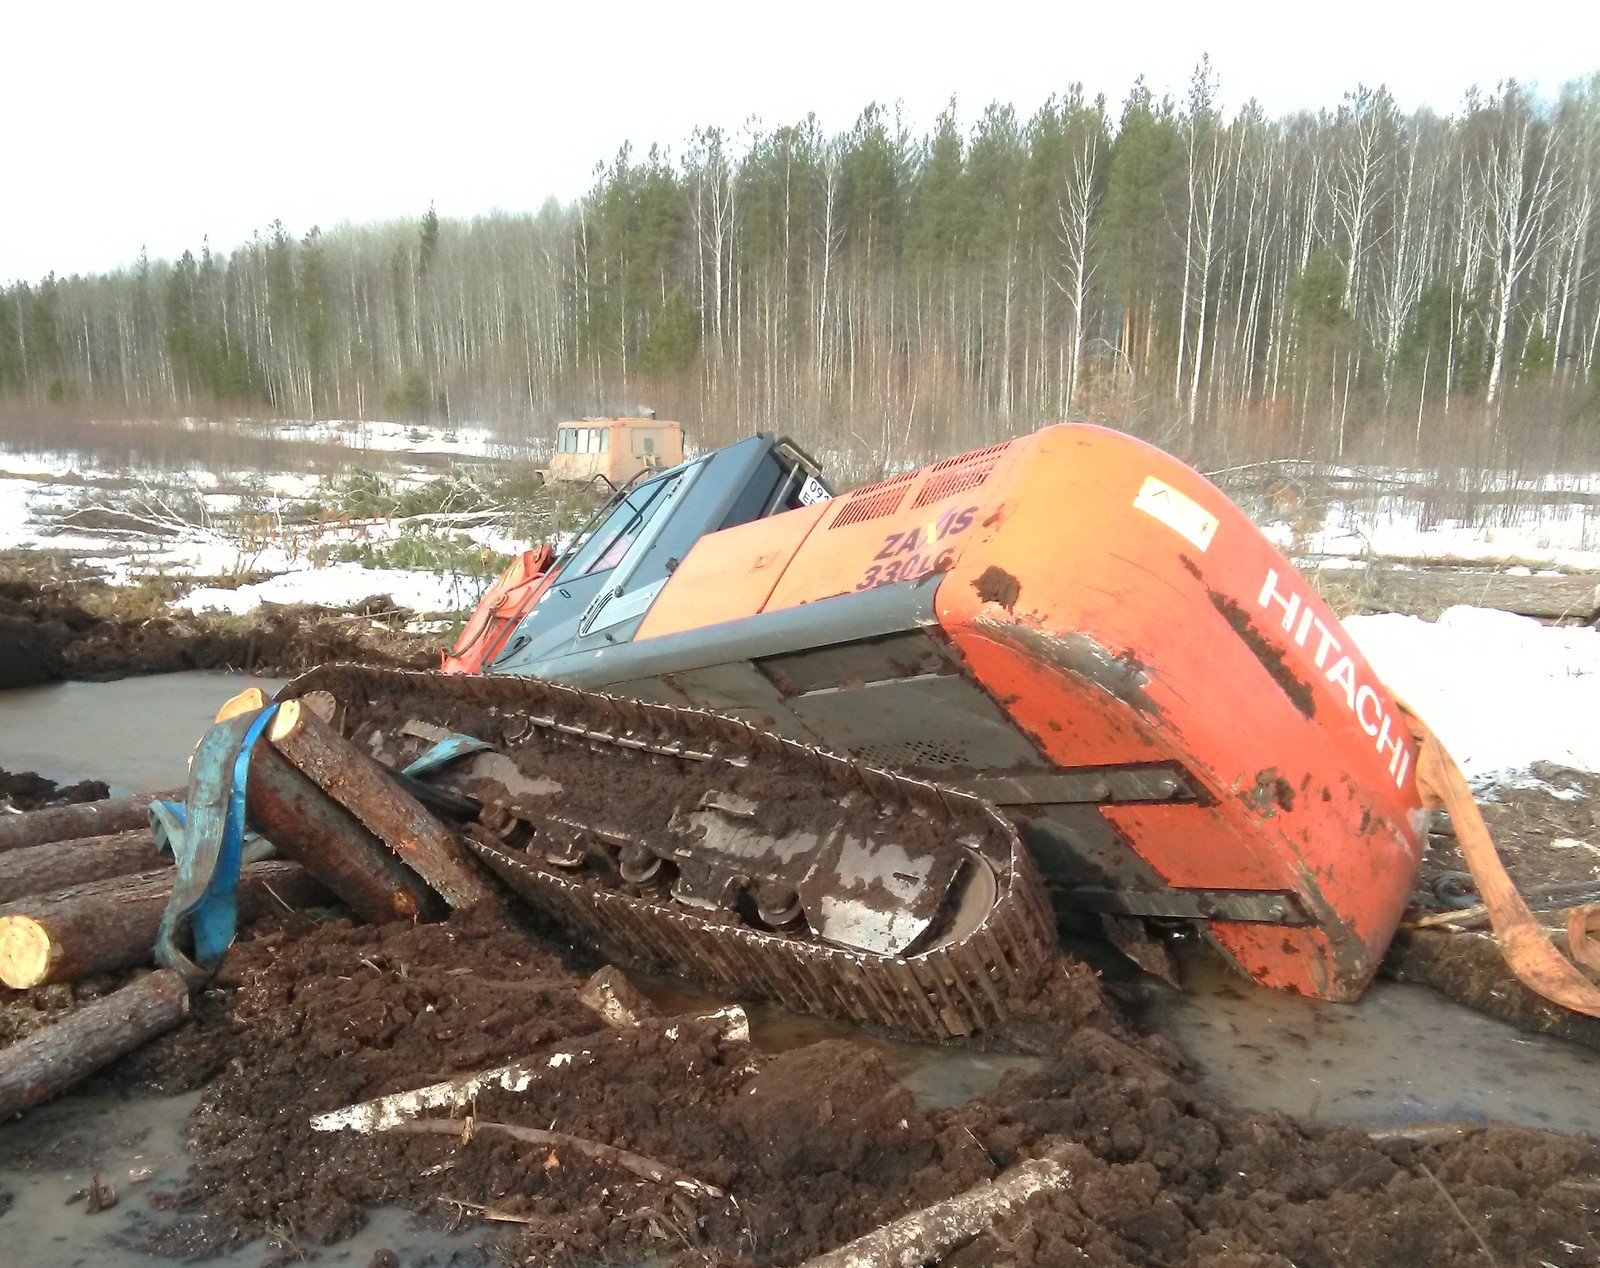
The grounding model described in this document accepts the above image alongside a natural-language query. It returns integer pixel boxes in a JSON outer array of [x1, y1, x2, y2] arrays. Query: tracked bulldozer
[[161, 424, 1597, 1046]]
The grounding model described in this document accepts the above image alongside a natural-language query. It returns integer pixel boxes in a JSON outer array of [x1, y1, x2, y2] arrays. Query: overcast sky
[[4, 0, 1596, 286]]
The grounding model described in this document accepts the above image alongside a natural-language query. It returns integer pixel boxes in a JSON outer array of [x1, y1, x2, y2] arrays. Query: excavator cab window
[[561, 472, 681, 580]]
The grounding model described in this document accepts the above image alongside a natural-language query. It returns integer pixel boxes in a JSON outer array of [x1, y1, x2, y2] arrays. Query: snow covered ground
[[1272, 499, 1600, 572], [1346, 607, 1600, 785], [0, 419, 525, 616], [178, 563, 483, 617]]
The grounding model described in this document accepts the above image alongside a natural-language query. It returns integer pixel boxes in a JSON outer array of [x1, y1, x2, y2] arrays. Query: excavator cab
[[487, 434, 831, 676]]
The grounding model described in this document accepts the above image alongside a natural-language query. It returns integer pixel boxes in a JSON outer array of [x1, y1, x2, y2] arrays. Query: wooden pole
[[0, 789, 183, 855], [267, 699, 496, 910], [0, 969, 191, 1119], [389, 1118, 726, 1198], [0, 861, 327, 989], [0, 830, 167, 906], [243, 740, 444, 926], [797, 1155, 1074, 1268]]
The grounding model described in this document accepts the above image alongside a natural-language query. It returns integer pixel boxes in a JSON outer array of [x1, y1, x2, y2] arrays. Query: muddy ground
[[2, 567, 1600, 1264], [1392, 765, 1600, 1049], [1, 901, 1590, 1268]]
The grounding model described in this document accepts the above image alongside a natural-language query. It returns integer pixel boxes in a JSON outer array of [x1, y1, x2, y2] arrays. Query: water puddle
[[1124, 943, 1600, 1135], [0, 1089, 488, 1266], [0, 672, 284, 794]]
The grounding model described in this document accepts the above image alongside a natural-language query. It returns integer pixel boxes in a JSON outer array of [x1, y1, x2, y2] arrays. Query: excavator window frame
[[558, 468, 685, 581]]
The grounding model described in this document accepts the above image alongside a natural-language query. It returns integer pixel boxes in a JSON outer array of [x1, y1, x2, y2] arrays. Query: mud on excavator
[[164, 425, 1599, 1047]]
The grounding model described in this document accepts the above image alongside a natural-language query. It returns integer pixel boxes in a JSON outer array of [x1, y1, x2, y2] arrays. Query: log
[[0, 969, 191, 1118], [310, 1006, 750, 1134], [0, 830, 166, 905], [0, 789, 184, 854], [0, 861, 327, 989], [267, 699, 497, 909], [1342, 566, 1600, 622], [243, 739, 443, 926], [798, 1155, 1074, 1268]]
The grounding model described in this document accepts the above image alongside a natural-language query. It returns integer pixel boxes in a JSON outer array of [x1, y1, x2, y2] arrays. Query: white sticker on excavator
[[1133, 476, 1219, 551]]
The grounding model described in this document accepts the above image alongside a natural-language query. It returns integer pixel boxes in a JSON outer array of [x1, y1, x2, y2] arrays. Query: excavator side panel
[[636, 502, 829, 638]]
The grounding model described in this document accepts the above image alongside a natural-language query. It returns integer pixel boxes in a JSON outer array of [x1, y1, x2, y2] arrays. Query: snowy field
[[0, 418, 526, 617], [1, 420, 1598, 787]]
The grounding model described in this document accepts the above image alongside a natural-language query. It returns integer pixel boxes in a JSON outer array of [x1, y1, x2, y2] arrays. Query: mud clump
[[0, 766, 110, 812], [0, 610, 67, 688], [938, 1030, 1600, 1268], [972, 565, 1021, 611], [734, 1042, 930, 1182]]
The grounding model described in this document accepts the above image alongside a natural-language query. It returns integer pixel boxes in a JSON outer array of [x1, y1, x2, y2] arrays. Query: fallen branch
[[392, 1117, 725, 1198], [1418, 1160, 1501, 1267], [439, 1196, 544, 1226], [309, 1006, 748, 1134], [797, 1154, 1074, 1268]]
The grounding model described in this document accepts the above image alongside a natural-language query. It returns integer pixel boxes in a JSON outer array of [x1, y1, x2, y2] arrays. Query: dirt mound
[[936, 1031, 1600, 1267], [0, 766, 110, 812], [0, 611, 66, 688], [0, 569, 433, 681]]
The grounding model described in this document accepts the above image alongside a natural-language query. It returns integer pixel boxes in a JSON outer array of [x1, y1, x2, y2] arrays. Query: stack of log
[[0, 787, 334, 1117], [0, 687, 503, 1120]]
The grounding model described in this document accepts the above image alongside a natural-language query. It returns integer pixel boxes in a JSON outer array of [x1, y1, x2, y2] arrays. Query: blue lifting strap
[[147, 799, 188, 856], [402, 732, 493, 778], [154, 703, 279, 985]]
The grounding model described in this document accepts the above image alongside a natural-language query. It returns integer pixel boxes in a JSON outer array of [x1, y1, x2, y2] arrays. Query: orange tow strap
[[1404, 703, 1600, 1019]]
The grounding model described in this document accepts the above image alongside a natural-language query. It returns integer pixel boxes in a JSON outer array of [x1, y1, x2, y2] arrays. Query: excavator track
[[278, 664, 1059, 1044]]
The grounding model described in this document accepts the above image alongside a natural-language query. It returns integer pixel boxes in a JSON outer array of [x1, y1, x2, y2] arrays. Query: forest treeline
[[3, 66, 1599, 470]]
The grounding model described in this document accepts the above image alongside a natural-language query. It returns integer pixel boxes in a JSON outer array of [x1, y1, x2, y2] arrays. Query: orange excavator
[[431, 424, 1599, 1017]]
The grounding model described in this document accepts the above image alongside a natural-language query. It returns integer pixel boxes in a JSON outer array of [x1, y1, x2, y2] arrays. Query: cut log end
[[268, 699, 304, 742], [0, 915, 53, 990], [215, 687, 269, 724]]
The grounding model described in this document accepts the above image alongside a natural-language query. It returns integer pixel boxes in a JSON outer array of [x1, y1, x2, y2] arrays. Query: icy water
[[0, 671, 285, 795], [3, 670, 1600, 1264]]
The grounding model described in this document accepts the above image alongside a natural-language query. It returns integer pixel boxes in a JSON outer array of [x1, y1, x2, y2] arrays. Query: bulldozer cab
[[489, 433, 830, 674]]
